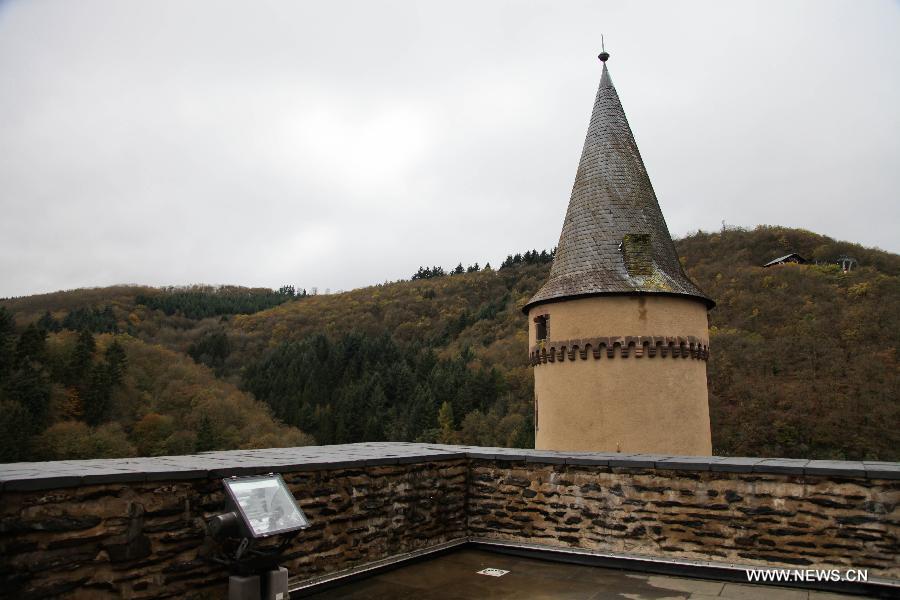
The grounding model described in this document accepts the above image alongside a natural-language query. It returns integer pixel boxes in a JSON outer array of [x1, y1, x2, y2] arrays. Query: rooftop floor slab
[[299, 548, 864, 599]]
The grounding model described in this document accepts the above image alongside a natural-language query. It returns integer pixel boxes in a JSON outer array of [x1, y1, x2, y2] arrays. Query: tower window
[[534, 315, 549, 341]]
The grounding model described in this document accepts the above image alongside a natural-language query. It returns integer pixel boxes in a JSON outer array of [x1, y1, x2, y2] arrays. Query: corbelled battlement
[[1, 443, 898, 598], [530, 335, 710, 365]]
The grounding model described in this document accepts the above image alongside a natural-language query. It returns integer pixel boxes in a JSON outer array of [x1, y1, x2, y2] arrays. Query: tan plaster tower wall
[[529, 295, 712, 455], [525, 55, 715, 456]]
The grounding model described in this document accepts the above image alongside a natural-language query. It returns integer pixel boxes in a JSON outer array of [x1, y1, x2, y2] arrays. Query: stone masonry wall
[[1, 443, 898, 599], [0, 458, 467, 599], [468, 459, 900, 578]]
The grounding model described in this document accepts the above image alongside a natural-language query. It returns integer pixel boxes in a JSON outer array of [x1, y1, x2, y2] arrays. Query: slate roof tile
[[525, 61, 712, 311]]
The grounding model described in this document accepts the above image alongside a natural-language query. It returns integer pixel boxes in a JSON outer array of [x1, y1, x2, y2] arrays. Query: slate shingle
[[525, 62, 713, 312]]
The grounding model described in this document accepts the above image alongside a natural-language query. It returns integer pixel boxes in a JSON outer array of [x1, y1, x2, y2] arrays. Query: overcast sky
[[1, 0, 898, 298]]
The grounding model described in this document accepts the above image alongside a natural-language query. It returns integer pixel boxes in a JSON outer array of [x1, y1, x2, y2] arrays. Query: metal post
[[264, 567, 289, 600], [228, 574, 261, 600]]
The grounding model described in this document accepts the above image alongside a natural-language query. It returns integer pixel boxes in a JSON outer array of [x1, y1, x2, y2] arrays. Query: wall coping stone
[[864, 461, 900, 480], [1, 442, 898, 491], [752, 458, 810, 474], [708, 457, 763, 473]]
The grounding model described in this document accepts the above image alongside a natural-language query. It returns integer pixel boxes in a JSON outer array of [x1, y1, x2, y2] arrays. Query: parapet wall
[[468, 456, 899, 576], [1, 444, 897, 598]]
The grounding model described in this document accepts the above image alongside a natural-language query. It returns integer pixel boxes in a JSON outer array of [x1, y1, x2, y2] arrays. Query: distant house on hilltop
[[837, 255, 858, 272], [763, 253, 808, 267]]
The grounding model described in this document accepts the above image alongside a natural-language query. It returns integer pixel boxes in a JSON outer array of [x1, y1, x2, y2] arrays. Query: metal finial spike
[[598, 35, 610, 62]]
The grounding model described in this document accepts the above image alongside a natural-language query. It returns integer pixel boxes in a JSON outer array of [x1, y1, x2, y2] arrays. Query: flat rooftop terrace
[[301, 547, 859, 600], [1, 443, 897, 599]]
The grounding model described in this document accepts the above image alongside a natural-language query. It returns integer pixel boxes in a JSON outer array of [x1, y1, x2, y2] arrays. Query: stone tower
[[525, 51, 714, 455]]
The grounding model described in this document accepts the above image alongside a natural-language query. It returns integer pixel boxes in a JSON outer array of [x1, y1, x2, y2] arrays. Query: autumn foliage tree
[[1, 226, 897, 461]]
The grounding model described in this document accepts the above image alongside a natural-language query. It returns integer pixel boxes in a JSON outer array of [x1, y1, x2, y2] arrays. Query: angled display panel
[[223, 474, 309, 538]]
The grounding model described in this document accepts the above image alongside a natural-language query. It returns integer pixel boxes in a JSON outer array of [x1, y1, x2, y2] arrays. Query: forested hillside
[[679, 227, 899, 459], [1, 226, 897, 461], [0, 288, 314, 462]]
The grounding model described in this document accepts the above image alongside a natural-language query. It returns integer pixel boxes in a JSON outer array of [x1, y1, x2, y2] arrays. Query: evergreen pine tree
[[15, 323, 47, 366], [408, 385, 437, 440], [6, 324, 51, 431], [196, 415, 217, 451], [0, 307, 15, 379], [4, 364, 51, 432], [100, 306, 118, 332], [83, 362, 112, 426], [67, 329, 96, 386], [37, 311, 61, 332], [105, 340, 128, 386], [438, 401, 456, 444], [0, 399, 33, 462]]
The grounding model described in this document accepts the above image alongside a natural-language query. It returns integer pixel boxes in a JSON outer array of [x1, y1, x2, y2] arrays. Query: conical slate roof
[[525, 59, 713, 312]]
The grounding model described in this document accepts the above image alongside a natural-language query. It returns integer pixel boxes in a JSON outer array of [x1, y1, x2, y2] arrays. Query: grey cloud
[[1, 0, 898, 297]]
